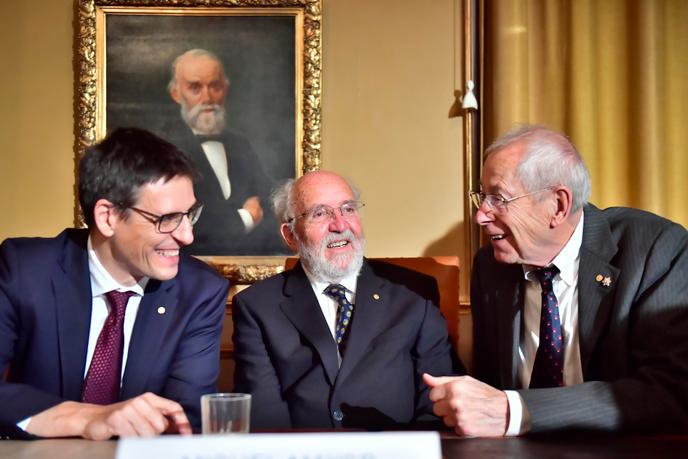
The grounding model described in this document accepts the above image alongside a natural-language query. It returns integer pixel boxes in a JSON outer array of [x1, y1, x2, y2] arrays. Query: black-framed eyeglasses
[[288, 200, 365, 225], [469, 188, 553, 212], [126, 202, 204, 234]]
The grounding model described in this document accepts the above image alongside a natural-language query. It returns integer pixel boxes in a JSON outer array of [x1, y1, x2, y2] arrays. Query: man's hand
[[26, 392, 192, 440], [423, 373, 509, 437], [242, 196, 264, 225]]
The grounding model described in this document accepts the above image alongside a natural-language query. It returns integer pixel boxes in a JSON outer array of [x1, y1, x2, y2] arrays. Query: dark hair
[[78, 127, 197, 227]]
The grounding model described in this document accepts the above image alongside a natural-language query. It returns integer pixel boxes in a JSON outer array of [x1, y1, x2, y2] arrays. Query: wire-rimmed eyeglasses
[[126, 202, 203, 233], [288, 200, 365, 225], [469, 188, 553, 212]]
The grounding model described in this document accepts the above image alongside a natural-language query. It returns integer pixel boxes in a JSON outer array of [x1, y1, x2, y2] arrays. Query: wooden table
[[441, 433, 688, 458], [1, 433, 687, 458]]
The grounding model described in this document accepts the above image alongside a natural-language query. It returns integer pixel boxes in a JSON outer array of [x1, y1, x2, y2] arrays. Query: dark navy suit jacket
[[0, 229, 229, 437], [233, 259, 456, 430]]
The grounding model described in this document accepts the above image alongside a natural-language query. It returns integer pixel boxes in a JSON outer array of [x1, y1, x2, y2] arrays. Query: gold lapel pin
[[595, 274, 612, 287], [157, 306, 166, 315], [372, 293, 380, 300]]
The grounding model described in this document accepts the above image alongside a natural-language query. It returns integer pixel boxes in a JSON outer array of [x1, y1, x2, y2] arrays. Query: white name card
[[116, 431, 441, 459]]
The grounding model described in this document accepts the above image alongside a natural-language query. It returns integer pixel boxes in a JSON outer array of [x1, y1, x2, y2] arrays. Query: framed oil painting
[[76, 0, 322, 283]]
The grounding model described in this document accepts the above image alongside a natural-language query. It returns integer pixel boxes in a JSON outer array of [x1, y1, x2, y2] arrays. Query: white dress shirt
[[302, 266, 359, 367], [18, 237, 149, 430], [85, 237, 148, 380], [504, 213, 585, 435], [200, 139, 255, 232]]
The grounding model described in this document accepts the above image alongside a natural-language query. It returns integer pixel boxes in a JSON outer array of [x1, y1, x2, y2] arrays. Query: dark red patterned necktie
[[81, 290, 135, 404], [529, 266, 564, 389]]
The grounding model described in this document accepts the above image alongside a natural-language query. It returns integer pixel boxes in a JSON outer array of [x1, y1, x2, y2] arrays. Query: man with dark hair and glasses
[[0, 127, 229, 439], [232, 170, 457, 430], [425, 125, 688, 436]]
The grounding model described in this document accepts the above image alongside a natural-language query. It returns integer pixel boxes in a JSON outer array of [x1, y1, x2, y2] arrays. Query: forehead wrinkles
[[483, 147, 524, 194], [291, 173, 357, 221], [178, 58, 221, 80]]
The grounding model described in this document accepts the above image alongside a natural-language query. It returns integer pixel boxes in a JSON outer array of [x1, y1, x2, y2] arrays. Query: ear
[[170, 83, 182, 104], [279, 223, 299, 253], [549, 186, 573, 228], [92, 199, 120, 238]]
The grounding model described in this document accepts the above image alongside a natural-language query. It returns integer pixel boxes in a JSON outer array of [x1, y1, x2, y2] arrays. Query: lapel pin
[[602, 276, 612, 287], [372, 293, 380, 300], [595, 274, 604, 282], [157, 306, 166, 315]]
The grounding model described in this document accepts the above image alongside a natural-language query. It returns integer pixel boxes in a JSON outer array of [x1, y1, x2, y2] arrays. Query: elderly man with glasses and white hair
[[232, 170, 459, 431], [424, 125, 688, 437]]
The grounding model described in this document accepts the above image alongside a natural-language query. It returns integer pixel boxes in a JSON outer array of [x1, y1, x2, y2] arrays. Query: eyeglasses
[[126, 202, 204, 233], [289, 201, 365, 225], [469, 188, 553, 212]]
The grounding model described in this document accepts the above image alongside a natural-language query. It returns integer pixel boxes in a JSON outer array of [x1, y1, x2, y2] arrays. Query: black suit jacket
[[232, 259, 456, 430], [0, 229, 229, 437], [160, 121, 284, 255], [472, 204, 688, 433]]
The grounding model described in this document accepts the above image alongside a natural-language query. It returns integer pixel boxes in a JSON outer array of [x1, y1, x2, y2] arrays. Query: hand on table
[[423, 373, 509, 437], [26, 392, 192, 440]]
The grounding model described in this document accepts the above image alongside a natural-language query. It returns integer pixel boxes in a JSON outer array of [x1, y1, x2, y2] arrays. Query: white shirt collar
[[523, 212, 584, 286], [87, 236, 148, 298]]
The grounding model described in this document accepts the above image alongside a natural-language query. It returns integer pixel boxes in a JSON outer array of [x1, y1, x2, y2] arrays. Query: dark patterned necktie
[[323, 284, 355, 352], [81, 290, 135, 404], [529, 266, 564, 389]]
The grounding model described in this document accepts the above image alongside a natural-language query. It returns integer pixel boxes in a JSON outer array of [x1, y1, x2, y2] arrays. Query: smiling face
[[95, 175, 197, 285], [476, 143, 560, 266], [282, 171, 365, 282]]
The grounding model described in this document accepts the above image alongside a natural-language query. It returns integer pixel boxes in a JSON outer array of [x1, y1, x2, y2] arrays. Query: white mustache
[[187, 103, 222, 119], [322, 229, 357, 247]]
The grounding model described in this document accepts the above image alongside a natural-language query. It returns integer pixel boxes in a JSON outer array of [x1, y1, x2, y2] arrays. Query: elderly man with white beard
[[165, 48, 280, 255], [232, 170, 458, 430]]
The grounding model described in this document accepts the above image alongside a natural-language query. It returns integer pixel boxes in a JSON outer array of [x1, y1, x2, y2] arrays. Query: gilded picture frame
[[75, 0, 322, 284]]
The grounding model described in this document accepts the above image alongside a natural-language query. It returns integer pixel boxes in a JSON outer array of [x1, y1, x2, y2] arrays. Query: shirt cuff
[[237, 208, 255, 233], [17, 416, 31, 431], [504, 390, 531, 436]]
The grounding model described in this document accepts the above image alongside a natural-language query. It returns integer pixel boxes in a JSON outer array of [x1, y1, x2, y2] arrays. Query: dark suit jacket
[[472, 204, 688, 433], [160, 122, 284, 255], [0, 229, 229, 437], [232, 259, 456, 430]]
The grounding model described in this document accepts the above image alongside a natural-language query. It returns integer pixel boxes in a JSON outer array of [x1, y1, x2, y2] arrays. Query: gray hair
[[271, 174, 362, 230], [167, 48, 230, 93], [485, 125, 591, 213]]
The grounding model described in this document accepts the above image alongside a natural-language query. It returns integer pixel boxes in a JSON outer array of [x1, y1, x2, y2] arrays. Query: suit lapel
[[53, 230, 92, 400], [577, 205, 620, 375], [496, 263, 524, 388], [190, 143, 228, 201], [171, 124, 227, 204], [120, 279, 179, 399], [280, 264, 339, 386], [336, 261, 389, 382]]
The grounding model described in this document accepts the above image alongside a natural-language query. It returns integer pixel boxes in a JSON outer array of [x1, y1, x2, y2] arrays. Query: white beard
[[181, 102, 226, 135], [297, 229, 365, 284]]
